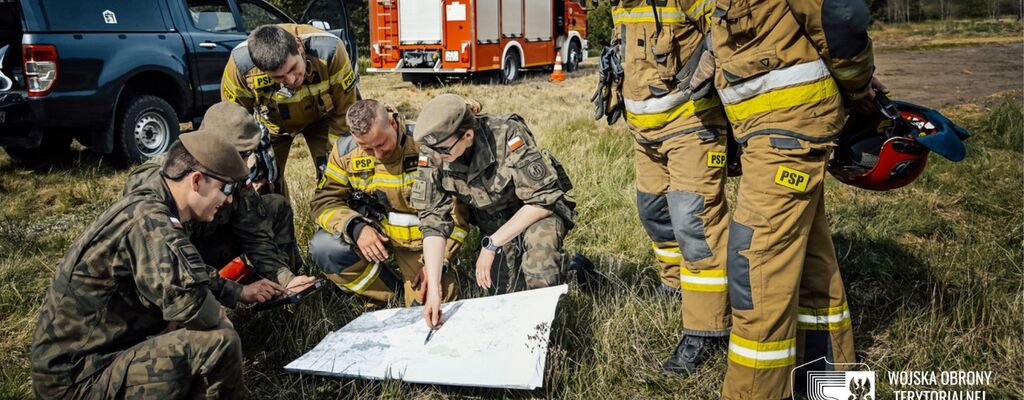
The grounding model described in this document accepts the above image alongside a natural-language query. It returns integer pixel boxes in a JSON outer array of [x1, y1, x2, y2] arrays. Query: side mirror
[[308, 20, 331, 30]]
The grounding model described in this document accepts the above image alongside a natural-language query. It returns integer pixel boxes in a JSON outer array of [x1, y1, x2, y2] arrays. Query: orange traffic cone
[[550, 53, 566, 82]]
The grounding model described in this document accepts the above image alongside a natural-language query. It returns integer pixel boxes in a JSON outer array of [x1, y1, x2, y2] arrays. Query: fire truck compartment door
[[476, 0, 499, 43], [399, 1, 443, 44], [501, 0, 523, 37], [523, 0, 552, 40]]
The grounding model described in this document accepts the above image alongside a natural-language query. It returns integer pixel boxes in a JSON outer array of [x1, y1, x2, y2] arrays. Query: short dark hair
[[162, 140, 210, 179], [346, 100, 390, 137], [248, 25, 299, 71]]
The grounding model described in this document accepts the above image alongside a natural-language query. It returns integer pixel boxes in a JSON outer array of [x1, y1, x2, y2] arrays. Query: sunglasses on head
[[428, 133, 466, 156]]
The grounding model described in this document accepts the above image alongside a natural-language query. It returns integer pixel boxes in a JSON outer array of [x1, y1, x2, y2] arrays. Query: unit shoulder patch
[[525, 161, 549, 181], [774, 166, 810, 192], [352, 156, 375, 172]]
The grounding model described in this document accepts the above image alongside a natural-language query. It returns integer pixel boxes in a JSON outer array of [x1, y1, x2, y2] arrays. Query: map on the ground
[[285, 285, 569, 389]]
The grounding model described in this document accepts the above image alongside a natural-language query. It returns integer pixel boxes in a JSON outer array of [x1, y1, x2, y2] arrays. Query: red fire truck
[[366, 0, 588, 83]]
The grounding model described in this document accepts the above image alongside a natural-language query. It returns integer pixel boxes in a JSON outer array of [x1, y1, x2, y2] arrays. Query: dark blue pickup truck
[[0, 0, 356, 165]]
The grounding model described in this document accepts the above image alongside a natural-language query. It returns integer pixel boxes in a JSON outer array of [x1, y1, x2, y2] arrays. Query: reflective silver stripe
[[718, 60, 831, 105], [624, 91, 689, 114], [833, 62, 871, 81]]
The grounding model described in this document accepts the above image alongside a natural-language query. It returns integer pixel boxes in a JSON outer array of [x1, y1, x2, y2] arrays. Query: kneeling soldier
[[413, 94, 576, 328], [31, 131, 253, 399], [124, 102, 317, 303], [309, 99, 469, 307]]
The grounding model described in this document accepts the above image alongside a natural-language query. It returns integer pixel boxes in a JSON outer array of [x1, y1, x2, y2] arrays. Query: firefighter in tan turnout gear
[[711, 0, 884, 398], [309, 100, 469, 307], [599, 0, 732, 374], [221, 23, 358, 195]]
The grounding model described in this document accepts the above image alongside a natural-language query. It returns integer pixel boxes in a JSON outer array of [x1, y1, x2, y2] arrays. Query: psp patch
[[774, 166, 810, 192], [707, 151, 727, 168], [352, 157, 375, 172], [252, 74, 274, 89]]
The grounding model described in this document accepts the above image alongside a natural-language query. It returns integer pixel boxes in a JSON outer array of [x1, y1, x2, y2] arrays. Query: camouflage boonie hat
[[199, 102, 261, 152], [180, 130, 249, 180], [414, 94, 475, 146]]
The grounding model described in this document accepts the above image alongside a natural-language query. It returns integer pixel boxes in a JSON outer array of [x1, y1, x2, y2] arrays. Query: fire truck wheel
[[565, 40, 582, 73], [501, 51, 521, 84]]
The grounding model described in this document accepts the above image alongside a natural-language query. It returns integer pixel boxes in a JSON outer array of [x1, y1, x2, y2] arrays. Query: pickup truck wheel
[[113, 95, 179, 166], [500, 51, 521, 84]]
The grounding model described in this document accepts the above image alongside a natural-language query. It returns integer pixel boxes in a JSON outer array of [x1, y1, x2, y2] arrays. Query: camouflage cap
[[179, 130, 249, 180], [199, 102, 261, 152], [413, 94, 475, 146]]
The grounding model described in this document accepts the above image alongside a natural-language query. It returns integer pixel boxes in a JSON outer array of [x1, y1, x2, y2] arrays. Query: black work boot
[[660, 334, 727, 375]]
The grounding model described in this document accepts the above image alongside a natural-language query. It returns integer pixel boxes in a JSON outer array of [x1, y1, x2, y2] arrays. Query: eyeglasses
[[428, 133, 466, 156], [201, 172, 240, 196]]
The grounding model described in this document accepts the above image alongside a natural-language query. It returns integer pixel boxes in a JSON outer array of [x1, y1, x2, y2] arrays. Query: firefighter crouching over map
[[221, 24, 358, 196], [309, 99, 470, 307], [411, 94, 576, 328]]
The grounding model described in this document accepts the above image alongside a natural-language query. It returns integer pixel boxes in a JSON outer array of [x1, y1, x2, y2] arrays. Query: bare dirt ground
[[874, 43, 1023, 108]]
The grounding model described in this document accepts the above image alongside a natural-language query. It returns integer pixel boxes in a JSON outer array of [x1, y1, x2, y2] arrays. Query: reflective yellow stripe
[[223, 69, 254, 98], [728, 333, 796, 369], [651, 243, 682, 264], [349, 172, 416, 191], [450, 226, 468, 243], [328, 132, 341, 144], [679, 268, 728, 293], [723, 78, 840, 122], [316, 209, 339, 231], [381, 221, 422, 241], [324, 162, 350, 184], [686, 0, 714, 23], [797, 303, 852, 331], [612, 7, 686, 24], [343, 263, 380, 294], [833, 63, 871, 81], [626, 97, 721, 130]]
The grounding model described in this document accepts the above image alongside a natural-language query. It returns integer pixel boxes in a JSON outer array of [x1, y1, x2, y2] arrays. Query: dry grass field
[[1, 21, 1021, 399]]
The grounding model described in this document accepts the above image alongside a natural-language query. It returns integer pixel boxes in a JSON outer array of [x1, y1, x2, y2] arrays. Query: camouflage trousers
[[483, 214, 568, 295], [192, 193, 302, 276], [56, 327, 244, 400], [309, 229, 458, 307]]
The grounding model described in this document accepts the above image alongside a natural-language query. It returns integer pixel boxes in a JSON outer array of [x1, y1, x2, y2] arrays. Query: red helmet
[[828, 94, 969, 191]]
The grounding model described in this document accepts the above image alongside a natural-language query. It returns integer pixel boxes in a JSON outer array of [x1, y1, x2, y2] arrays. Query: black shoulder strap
[[302, 33, 340, 62]]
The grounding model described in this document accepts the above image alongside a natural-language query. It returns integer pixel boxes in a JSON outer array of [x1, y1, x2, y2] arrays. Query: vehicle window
[[301, 0, 346, 30], [37, 0, 168, 32], [238, 1, 288, 31], [186, 0, 239, 33]]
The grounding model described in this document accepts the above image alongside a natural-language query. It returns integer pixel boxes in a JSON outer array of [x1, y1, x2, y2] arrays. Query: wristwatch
[[481, 236, 502, 253]]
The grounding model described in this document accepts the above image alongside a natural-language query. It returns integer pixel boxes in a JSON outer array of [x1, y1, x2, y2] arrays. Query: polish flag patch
[[507, 136, 525, 151]]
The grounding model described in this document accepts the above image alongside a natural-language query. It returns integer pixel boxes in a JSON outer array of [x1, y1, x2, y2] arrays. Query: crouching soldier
[[31, 131, 251, 399], [124, 102, 317, 304], [412, 94, 576, 328], [309, 99, 469, 307]]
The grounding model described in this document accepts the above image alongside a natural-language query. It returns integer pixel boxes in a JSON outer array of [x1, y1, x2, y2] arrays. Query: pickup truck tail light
[[23, 44, 59, 97]]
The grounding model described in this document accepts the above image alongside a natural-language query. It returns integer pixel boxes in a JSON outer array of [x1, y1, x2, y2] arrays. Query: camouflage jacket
[[221, 23, 357, 143], [311, 121, 470, 249], [125, 157, 294, 289], [31, 173, 223, 398], [411, 114, 576, 237]]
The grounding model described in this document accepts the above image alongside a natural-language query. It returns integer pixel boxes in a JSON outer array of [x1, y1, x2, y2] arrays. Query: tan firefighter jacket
[[710, 0, 875, 142], [612, 0, 728, 143]]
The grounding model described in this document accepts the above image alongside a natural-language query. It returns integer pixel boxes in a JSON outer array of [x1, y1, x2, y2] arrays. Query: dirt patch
[[875, 43, 1023, 109]]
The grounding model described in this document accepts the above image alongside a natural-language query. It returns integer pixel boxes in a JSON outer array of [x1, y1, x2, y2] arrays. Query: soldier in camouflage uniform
[[309, 100, 470, 307], [124, 102, 317, 295], [31, 130, 259, 399], [410, 94, 576, 327]]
